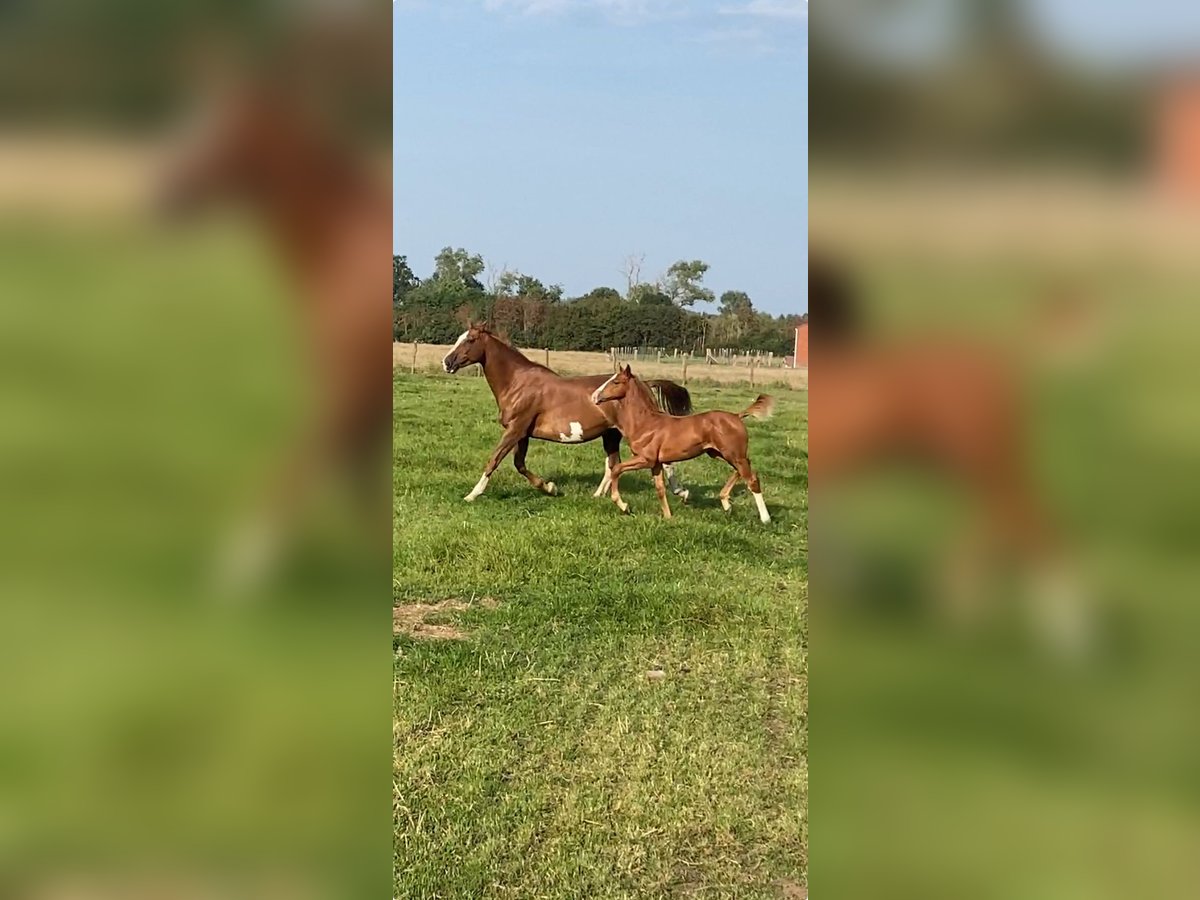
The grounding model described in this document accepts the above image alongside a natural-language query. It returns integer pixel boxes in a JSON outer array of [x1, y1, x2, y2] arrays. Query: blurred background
[[0, 2, 390, 898], [811, 1, 1200, 897]]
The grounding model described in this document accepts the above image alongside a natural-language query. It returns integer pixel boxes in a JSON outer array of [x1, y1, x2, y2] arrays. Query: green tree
[[432, 247, 485, 291], [392, 255, 421, 339], [662, 260, 715, 308], [719, 290, 753, 316], [629, 283, 673, 306], [583, 286, 622, 302]]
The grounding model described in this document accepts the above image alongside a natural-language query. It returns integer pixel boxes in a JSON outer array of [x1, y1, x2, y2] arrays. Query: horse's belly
[[659, 440, 706, 464], [532, 417, 606, 444]]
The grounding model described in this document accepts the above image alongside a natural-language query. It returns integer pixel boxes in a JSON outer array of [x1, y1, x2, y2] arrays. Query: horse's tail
[[740, 394, 775, 421], [646, 379, 693, 416]]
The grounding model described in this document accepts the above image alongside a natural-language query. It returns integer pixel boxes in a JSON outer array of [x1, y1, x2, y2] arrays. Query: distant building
[[791, 323, 808, 368], [1155, 73, 1200, 202]]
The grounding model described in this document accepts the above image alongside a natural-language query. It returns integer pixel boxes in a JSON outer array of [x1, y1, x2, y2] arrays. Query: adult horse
[[440, 325, 692, 502]]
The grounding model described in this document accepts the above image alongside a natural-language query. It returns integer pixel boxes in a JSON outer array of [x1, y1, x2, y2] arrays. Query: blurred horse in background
[[160, 66, 390, 590], [809, 255, 1089, 650]]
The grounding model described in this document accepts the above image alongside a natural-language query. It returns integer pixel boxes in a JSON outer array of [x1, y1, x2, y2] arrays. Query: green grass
[[393, 373, 808, 899]]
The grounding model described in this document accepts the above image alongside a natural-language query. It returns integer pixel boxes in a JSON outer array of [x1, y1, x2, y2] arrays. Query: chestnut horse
[[808, 256, 1091, 650], [591, 365, 774, 522], [441, 326, 693, 502], [160, 75, 390, 585]]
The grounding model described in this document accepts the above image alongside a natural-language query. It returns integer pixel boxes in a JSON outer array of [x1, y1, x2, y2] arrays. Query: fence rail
[[394, 342, 807, 391], [607, 346, 794, 369]]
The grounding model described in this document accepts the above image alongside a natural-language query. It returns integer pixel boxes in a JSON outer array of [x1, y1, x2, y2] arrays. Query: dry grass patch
[[393, 597, 499, 641]]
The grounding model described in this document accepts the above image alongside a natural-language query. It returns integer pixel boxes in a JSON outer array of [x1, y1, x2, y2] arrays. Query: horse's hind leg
[[594, 429, 621, 498], [736, 458, 771, 523], [664, 464, 689, 503], [652, 464, 673, 519], [513, 437, 557, 496]]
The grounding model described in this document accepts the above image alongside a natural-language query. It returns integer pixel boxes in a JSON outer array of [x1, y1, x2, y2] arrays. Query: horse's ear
[[622, 364, 632, 375]]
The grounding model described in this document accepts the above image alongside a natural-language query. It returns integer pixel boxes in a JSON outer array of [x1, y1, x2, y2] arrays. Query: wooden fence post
[[682, 355, 688, 385], [544, 348, 550, 368], [411, 342, 418, 374], [750, 358, 756, 387]]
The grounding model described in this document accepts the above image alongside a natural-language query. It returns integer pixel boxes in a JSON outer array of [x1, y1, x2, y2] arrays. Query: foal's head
[[442, 324, 491, 373], [590, 365, 635, 405]]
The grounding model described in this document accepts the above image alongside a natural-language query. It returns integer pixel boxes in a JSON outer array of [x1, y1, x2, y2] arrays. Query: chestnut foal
[[591, 366, 774, 522]]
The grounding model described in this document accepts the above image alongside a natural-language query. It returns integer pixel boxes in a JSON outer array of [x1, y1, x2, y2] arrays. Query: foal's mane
[[627, 374, 663, 411]]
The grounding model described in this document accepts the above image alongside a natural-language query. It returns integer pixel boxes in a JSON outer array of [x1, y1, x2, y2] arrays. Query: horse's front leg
[[652, 464, 673, 519], [608, 456, 654, 514], [513, 437, 557, 496], [594, 429, 622, 498], [465, 421, 529, 501]]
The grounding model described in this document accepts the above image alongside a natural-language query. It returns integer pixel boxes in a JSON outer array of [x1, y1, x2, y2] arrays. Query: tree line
[[394, 249, 806, 356]]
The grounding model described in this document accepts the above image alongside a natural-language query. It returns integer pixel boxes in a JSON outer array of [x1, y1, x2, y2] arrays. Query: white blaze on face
[[443, 331, 470, 372], [591, 373, 618, 404], [558, 421, 585, 442]]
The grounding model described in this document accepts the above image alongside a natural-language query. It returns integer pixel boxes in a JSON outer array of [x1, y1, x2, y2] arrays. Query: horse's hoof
[[544, 482, 557, 496], [678, 490, 690, 504], [463, 494, 477, 502], [617, 501, 630, 514]]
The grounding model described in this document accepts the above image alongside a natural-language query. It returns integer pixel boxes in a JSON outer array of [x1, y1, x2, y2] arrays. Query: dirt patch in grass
[[393, 597, 498, 640]]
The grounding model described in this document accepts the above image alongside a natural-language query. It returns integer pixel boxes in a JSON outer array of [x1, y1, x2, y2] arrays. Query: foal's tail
[[740, 394, 775, 421], [646, 379, 693, 416]]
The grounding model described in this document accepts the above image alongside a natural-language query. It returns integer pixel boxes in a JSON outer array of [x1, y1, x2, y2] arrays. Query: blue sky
[[393, 0, 807, 316]]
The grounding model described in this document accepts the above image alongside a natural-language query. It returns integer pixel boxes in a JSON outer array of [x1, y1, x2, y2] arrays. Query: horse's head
[[158, 76, 288, 217], [442, 324, 491, 374], [591, 365, 634, 405]]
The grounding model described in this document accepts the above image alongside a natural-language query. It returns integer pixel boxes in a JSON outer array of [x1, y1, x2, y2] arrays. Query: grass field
[[393, 373, 808, 899], [394, 342, 808, 391]]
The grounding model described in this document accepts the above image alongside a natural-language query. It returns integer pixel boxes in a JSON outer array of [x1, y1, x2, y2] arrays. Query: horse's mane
[[479, 327, 552, 372], [628, 374, 693, 416], [627, 374, 664, 412]]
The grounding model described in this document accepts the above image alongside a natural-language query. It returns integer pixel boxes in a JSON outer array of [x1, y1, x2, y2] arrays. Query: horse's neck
[[480, 336, 535, 399], [255, 129, 373, 275], [616, 380, 659, 433]]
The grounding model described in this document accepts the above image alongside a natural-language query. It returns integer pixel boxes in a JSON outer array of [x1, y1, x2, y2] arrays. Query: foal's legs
[[513, 437, 557, 496], [465, 422, 528, 501], [652, 464, 672, 519], [608, 456, 654, 513], [593, 429, 622, 498], [718, 471, 741, 512], [736, 458, 771, 523]]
